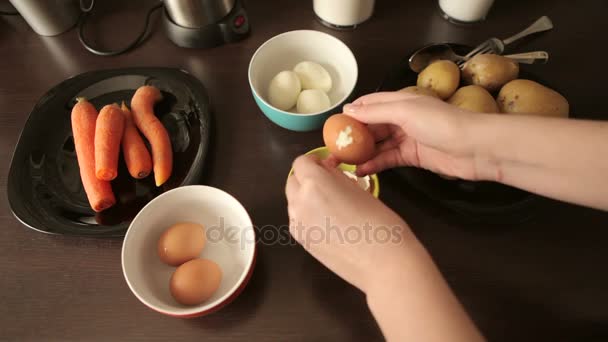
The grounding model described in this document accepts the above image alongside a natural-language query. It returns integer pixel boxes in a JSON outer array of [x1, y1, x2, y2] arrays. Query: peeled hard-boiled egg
[[170, 258, 222, 306], [297, 89, 331, 114], [323, 114, 375, 164], [294, 61, 332, 92], [268, 70, 301, 110], [157, 222, 206, 266]]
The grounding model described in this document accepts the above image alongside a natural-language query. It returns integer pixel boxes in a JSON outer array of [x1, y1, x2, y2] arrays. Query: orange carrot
[[95, 103, 125, 181], [121, 102, 152, 179], [71, 98, 116, 212], [130, 86, 173, 186]]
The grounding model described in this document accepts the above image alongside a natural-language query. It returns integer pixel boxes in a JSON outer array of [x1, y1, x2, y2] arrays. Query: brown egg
[[323, 114, 375, 164], [157, 222, 206, 266], [170, 258, 222, 306]]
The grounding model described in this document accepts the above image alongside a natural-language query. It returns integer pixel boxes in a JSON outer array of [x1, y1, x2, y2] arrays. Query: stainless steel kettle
[[162, 0, 249, 48], [164, 0, 236, 28], [9, 0, 80, 36]]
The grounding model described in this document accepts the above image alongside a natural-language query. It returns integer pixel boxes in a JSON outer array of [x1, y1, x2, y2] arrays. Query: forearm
[[470, 114, 608, 211], [366, 242, 484, 342]]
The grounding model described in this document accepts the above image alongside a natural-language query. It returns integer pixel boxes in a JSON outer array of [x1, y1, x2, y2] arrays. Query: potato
[[462, 54, 519, 92], [447, 85, 499, 113], [417, 60, 460, 99], [497, 79, 569, 117], [399, 86, 440, 98]]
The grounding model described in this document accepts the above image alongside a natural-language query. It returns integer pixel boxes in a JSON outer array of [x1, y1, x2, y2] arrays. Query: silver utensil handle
[[504, 51, 549, 64], [502, 16, 553, 46]]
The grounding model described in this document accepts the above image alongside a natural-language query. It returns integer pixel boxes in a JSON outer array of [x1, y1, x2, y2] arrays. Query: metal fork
[[456, 16, 554, 67], [457, 51, 550, 69]]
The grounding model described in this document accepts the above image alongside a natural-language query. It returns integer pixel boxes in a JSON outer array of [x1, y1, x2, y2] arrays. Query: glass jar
[[313, 0, 375, 30], [438, 0, 495, 24]]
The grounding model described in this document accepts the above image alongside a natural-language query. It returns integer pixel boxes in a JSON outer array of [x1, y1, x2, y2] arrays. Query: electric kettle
[[163, 0, 249, 48], [8, 0, 250, 52]]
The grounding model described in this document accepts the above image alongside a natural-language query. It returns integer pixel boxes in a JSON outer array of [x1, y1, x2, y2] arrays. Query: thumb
[[343, 100, 409, 126]]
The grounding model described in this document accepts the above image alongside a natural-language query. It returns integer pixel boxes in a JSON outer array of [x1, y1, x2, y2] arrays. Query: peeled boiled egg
[[294, 61, 332, 92], [323, 114, 375, 164], [170, 258, 222, 306], [157, 222, 206, 266], [268, 70, 301, 111], [297, 89, 331, 114]]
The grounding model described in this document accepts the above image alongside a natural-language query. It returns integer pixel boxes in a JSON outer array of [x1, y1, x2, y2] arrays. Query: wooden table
[[2, 0, 608, 340]]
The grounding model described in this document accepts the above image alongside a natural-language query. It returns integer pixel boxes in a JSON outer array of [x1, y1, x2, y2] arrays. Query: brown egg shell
[[322, 114, 375, 165], [170, 258, 223, 306], [157, 222, 207, 266]]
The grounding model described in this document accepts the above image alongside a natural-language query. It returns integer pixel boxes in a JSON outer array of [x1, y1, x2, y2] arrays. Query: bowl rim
[[248, 29, 359, 117], [121, 185, 256, 317], [288, 146, 381, 198]]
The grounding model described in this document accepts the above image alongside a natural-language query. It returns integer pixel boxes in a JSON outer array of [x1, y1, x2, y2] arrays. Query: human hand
[[285, 154, 419, 292], [343, 91, 497, 181], [285, 155, 484, 341]]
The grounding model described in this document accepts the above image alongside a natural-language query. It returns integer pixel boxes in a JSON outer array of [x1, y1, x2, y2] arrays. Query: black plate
[[377, 44, 560, 224], [7, 68, 211, 237]]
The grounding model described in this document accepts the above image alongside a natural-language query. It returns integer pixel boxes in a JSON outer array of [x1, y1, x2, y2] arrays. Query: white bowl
[[248, 30, 358, 131], [121, 185, 256, 318]]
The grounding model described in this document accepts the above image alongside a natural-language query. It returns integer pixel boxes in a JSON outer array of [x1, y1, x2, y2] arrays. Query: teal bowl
[[248, 30, 358, 132]]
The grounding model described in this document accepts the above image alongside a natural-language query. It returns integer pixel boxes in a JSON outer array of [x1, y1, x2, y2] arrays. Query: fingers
[[351, 91, 417, 106], [376, 136, 402, 153], [322, 154, 340, 169], [285, 173, 300, 203], [367, 124, 394, 142], [287, 154, 339, 223], [344, 91, 447, 126], [355, 149, 405, 176], [343, 99, 411, 126], [291, 154, 325, 182], [285, 174, 300, 219]]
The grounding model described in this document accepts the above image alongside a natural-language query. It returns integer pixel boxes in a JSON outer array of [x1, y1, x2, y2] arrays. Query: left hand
[[285, 154, 416, 292]]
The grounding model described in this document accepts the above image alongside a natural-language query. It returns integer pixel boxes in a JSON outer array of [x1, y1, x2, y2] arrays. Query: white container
[[122, 185, 256, 318], [313, 0, 375, 29], [439, 0, 495, 23]]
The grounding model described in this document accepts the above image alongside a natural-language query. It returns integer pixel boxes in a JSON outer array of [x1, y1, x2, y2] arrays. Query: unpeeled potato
[[399, 86, 440, 98], [462, 54, 519, 92], [447, 85, 499, 113], [417, 60, 460, 99], [497, 79, 569, 117]]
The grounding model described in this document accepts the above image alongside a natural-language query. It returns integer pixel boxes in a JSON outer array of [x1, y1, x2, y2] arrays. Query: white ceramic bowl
[[122, 185, 256, 318], [248, 30, 358, 131]]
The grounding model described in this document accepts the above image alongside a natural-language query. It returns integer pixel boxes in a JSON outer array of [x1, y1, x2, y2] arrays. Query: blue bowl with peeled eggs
[[248, 30, 359, 132]]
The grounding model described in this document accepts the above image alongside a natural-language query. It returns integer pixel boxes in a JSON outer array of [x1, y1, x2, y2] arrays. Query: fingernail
[[344, 103, 361, 114]]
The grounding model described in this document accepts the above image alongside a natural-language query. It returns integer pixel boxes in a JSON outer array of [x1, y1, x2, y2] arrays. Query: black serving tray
[[377, 44, 566, 224], [8, 68, 211, 236]]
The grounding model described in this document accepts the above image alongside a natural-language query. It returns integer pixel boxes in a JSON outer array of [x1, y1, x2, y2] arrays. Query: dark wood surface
[[2, 0, 608, 341]]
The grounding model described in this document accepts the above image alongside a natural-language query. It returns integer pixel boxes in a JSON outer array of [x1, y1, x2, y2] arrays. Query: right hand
[[343, 91, 496, 181]]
